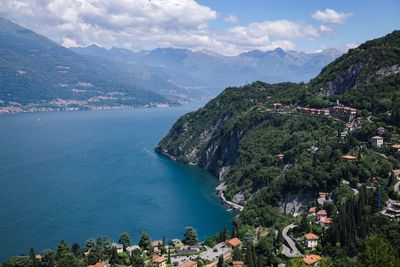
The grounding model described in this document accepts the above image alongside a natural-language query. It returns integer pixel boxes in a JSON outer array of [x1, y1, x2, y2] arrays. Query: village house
[[317, 192, 329, 206], [225, 237, 241, 248], [276, 153, 285, 160], [273, 103, 284, 109], [392, 144, 400, 152], [304, 233, 319, 249], [297, 107, 329, 116], [371, 136, 384, 147], [232, 261, 244, 267], [153, 256, 167, 267], [308, 207, 316, 217], [112, 243, 124, 254], [316, 210, 327, 221], [303, 254, 321, 266], [178, 260, 198, 267]]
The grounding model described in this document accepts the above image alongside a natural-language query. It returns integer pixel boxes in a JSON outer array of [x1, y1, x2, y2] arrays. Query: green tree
[[55, 253, 83, 267], [56, 240, 71, 260], [167, 246, 171, 264], [130, 250, 145, 267], [217, 255, 224, 267], [85, 239, 95, 249], [138, 232, 151, 251], [182, 226, 198, 245], [71, 243, 80, 257], [29, 248, 37, 267], [360, 235, 398, 267], [232, 247, 243, 261], [118, 232, 132, 249]]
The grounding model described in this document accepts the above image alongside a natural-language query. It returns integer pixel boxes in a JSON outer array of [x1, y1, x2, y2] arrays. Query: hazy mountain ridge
[[72, 45, 342, 93], [0, 17, 175, 110]]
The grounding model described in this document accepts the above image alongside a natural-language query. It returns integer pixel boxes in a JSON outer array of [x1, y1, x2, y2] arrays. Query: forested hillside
[[157, 30, 400, 266]]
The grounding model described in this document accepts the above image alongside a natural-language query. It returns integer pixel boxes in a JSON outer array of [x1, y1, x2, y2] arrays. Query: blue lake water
[[0, 103, 233, 261]]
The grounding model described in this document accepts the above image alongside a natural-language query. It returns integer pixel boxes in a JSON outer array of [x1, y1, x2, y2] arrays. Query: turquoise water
[[0, 104, 233, 261]]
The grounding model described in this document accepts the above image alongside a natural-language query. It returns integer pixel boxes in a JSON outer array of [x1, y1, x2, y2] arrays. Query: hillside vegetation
[[157, 30, 400, 265]]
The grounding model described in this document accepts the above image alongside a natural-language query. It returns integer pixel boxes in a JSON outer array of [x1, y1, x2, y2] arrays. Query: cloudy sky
[[0, 0, 399, 55]]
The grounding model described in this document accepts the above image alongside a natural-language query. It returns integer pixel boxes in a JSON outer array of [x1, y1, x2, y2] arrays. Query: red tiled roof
[[308, 207, 316, 213], [153, 256, 167, 264], [226, 238, 241, 247], [341, 155, 357, 160], [303, 254, 321, 265], [178, 260, 197, 267], [304, 233, 319, 240]]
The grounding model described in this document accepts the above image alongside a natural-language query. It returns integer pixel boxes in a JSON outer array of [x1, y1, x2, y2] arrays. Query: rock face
[[326, 62, 369, 95]]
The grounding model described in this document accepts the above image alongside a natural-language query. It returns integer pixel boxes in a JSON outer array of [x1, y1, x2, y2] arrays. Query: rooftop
[[303, 254, 321, 265], [304, 233, 319, 240]]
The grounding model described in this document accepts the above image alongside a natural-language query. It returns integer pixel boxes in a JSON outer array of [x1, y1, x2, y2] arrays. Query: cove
[[0, 102, 234, 261]]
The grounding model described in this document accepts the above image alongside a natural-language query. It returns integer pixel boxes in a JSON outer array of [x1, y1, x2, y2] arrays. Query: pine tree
[[167, 246, 171, 264], [217, 255, 224, 267], [29, 248, 37, 267]]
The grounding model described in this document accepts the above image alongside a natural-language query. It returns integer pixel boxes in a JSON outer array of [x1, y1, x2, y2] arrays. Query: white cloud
[[224, 14, 238, 24], [312, 8, 352, 24], [319, 25, 333, 33], [0, 0, 338, 56]]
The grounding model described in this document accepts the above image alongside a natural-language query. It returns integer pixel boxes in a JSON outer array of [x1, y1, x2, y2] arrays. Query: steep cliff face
[[309, 30, 400, 95], [156, 82, 306, 179]]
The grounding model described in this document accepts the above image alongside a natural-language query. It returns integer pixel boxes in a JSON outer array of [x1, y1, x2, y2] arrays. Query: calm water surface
[[0, 103, 233, 261]]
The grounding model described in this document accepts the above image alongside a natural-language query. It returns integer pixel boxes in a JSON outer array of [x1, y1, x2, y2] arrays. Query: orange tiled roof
[[232, 261, 244, 267], [341, 155, 357, 160], [178, 260, 197, 267], [308, 207, 316, 213], [226, 238, 241, 247], [153, 256, 166, 264], [392, 144, 400, 149], [371, 136, 383, 140], [304, 233, 319, 240], [303, 254, 321, 265]]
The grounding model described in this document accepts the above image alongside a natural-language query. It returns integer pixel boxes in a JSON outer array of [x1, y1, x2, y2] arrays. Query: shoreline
[[155, 148, 244, 212]]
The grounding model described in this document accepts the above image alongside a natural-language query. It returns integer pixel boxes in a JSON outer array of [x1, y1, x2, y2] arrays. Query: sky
[[0, 0, 399, 55]]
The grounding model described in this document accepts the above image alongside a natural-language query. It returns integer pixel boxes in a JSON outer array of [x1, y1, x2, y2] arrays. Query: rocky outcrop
[[326, 61, 369, 95]]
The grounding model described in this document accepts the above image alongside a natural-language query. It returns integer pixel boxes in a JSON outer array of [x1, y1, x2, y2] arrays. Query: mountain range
[[0, 16, 342, 112]]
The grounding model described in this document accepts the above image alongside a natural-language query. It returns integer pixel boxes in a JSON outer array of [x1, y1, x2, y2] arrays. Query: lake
[[0, 103, 234, 261]]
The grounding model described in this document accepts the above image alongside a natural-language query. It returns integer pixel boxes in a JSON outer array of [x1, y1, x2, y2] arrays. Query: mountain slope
[[0, 17, 172, 108], [73, 45, 342, 95], [156, 30, 400, 219]]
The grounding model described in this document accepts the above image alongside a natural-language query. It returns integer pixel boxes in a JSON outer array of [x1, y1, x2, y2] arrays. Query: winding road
[[281, 224, 303, 257], [220, 193, 244, 211]]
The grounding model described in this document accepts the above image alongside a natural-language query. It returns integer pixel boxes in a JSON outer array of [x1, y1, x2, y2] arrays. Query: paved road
[[281, 224, 303, 257], [220, 193, 244, 211], [200, 242, 231, 262]]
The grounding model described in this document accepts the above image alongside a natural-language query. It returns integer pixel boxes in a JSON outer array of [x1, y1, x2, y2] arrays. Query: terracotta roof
[[341, 155, 357, 160], [226, 238, 241, 247], [317, 210, 327, 215], [308, 207, 316, 213], [392, 144, 400, 149], [303, 255, 321, 265], [178, 260, 197, 267], [304, 233, 319, 240], [371, 136, 383, 140], [318, 192, 328, 197], [88, 263, 107, 267], [232, 261, 244, 267], [153, 256, 167, 264]]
